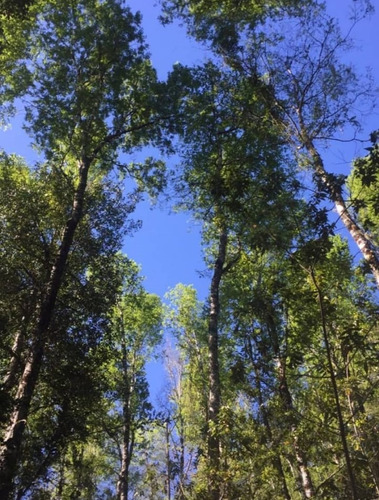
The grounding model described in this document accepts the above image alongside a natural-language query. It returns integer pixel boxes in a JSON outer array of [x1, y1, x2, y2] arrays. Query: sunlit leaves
[[21, 0, 160, 167], [348, 136, 379, 245]]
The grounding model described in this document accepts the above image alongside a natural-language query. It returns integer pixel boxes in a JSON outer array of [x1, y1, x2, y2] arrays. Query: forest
[[0, 0, 378, 498]]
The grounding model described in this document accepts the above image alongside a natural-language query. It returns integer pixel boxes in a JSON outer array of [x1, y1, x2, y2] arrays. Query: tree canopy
[[0, 0, 378, 498]]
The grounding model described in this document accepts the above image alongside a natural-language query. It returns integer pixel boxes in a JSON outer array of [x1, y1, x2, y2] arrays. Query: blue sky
[[121, 0, 211, 301]]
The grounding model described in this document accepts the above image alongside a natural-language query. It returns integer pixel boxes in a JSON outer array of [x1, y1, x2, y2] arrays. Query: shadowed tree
[[0, 0, 166, 495]]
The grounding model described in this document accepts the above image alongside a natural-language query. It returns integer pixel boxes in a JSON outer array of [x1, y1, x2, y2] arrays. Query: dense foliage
[[0, 0, 378, 498]]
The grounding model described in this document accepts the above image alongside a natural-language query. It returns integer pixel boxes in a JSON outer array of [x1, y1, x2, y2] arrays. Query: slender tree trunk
[[207, 229, 227, 500], [176, 404, 185, 500], [117, 405, 131, 500], [262, 63, 379, 288], [117, 400, 131, 500], [165, 418, 171, 500], [246, 336, 292, 499], [117, 331, 133, 500], [0, 338, 44, 499], [0, 158, 90, 499], [300, 128, 379, 288], [310, 268, 358, 500], [1, 309, 35, 424], [167, 354, 186, 500], [276, 355, 315, 499]]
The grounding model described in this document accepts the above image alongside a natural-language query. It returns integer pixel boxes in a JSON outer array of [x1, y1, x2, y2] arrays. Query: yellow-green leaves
[[348, 138, 379, 245]]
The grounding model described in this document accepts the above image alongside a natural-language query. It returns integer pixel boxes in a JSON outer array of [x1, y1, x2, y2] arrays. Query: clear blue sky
[[121, 0, 211, 301]]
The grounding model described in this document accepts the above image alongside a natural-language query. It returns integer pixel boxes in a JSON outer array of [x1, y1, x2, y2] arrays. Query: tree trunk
[[207, 229, 227, 500], [117, 332, 133, 500], [301, 129, 379, 288], [165, 418, 171, 500], [2, 330, 25, 393], [177, 412, 185, 500], [246, 336, 291, 500], [0, 158, 90, 499], [116, 401, 131, 500], [1, 329, 27, 427], [276, 355, 315, 499], [1, 309, 35, 423], [166, 353, 186, 500], [310, 268, 358, 500]]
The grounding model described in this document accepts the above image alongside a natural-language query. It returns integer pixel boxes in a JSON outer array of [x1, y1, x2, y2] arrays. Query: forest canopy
[[0, 0, 378, 499]]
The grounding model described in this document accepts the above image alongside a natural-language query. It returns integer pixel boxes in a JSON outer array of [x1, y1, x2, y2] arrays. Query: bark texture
[[2, 330, 25, 393], [116, 335, 133, 500], [301, 130, 379, 289]]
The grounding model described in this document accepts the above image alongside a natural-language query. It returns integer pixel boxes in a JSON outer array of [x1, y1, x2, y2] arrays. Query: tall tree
[[110, 276, 162, 500], [163, 343, 198, 499], [161, 0, 379, 288], [164, 284, 209, 497], [216, 228, 379, 498], [0, 153, 135, 497], [0, 0, 165, 495], [220, 248, 317, 498], [165, 59, 302, 497]]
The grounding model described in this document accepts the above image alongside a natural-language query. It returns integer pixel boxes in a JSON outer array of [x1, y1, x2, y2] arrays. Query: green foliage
[[185, 229, 379, 498], [0, 148, 136, 494], [164, 285, 208, 444], [0, 0, 378, 497], [160, 0, 316, 58], [167, 61, 301, 259], [23, 0, 151, 158], [0, 0, 34, 18], [348, 135, 379, 245]]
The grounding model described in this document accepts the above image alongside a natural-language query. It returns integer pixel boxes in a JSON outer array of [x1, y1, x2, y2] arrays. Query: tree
[[0, 152, 135, 497], [0, 0, 166, 495], [28, 260, 163, 499], [164, 57, 304, 497], [219, 248, 317, 498], [1, 1, 378, 496], [0, 0, 34, 18], [214, 227, 379, 498], [299, 238, 379, 498], [161, 0, 379, 289], [348, 131, 379, 252], [109, 273, 162, 500], [164, 284, 209, 497], [260, 6, 379, 288], [163, 343, 199, 499]]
